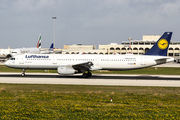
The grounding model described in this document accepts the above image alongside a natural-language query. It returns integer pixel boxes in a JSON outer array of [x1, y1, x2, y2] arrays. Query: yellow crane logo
[[157, 39, 168, 50]]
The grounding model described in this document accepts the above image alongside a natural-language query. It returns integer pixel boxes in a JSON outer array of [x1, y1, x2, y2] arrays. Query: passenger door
[[19, 56, 24, 64]]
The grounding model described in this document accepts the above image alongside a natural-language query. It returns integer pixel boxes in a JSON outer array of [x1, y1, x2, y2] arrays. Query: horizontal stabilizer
[[155, 58, 167, 65]]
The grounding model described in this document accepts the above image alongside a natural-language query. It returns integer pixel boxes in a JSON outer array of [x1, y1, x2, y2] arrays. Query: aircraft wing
[[60, 61, 94, 73], [72, 62, 94, 72]]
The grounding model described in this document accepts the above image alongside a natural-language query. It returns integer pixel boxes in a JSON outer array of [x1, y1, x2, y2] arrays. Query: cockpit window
[[10, 58, 15, 60]]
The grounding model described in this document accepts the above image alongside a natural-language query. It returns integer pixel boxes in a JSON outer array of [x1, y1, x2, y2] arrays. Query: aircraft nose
[[4, 60, 9, 66]]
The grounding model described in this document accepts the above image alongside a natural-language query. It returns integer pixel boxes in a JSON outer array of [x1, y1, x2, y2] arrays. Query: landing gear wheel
[[21, 73, 25, 77], [87, 72, 92, 77], [82, 73, 88, 78], [22, 69, 26, 77], [82, 72, 92, 78]]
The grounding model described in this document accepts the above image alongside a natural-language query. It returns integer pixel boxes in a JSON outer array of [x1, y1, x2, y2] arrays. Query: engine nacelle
[[57, 66, 75, 74]]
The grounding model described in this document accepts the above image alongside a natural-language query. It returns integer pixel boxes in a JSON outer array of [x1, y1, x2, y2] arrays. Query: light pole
[[52, 17, 57, 48], [128, 37, 132, 53]]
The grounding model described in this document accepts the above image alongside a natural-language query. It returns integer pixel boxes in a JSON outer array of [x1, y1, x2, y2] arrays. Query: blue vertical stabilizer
[[49, 43, 54, 51], [144, 32, 172, 56]]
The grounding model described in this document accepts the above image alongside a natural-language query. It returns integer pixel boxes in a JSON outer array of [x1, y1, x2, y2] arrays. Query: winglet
[[37, 34, 41, 48], [144, 32, 172, 56]]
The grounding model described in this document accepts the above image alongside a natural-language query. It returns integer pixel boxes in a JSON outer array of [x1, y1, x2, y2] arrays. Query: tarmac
[[0, 73, 180, 87]]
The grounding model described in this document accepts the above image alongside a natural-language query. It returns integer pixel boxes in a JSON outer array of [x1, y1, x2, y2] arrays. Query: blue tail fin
[[144, 32, 172, 56], [49, 43, 54, 51]]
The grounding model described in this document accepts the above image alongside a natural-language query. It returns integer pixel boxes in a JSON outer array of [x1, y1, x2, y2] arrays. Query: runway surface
[[0, 72, 180, 87]]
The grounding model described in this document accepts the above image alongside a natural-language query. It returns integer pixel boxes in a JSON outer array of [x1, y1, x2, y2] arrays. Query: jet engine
[[57, 66, 75, 74]]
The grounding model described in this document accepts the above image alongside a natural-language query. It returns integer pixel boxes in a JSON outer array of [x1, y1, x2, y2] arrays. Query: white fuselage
[[5, 54, 173, 71], [11, 48, 40, 56]]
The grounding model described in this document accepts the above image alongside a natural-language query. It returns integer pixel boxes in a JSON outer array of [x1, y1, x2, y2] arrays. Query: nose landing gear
[[21, 69, 26, 77]]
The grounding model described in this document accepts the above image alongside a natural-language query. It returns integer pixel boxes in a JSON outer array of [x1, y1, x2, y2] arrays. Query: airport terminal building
[[63, 35, 180, 58], [1, 34, 180, 60]]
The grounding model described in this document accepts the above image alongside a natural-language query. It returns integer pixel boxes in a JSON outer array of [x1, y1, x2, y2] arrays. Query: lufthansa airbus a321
[[5, 32, 174, 77]]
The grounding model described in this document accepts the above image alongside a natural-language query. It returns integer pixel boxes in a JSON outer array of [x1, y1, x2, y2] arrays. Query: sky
[[0, 0, 180, 49]]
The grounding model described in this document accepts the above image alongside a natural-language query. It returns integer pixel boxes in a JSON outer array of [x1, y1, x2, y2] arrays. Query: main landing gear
[[21, 69, 26, 77], [82, 71, 92, 78]]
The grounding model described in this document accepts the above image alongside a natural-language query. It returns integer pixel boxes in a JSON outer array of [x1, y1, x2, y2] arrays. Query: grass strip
[[0, 84, 180, 119]]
